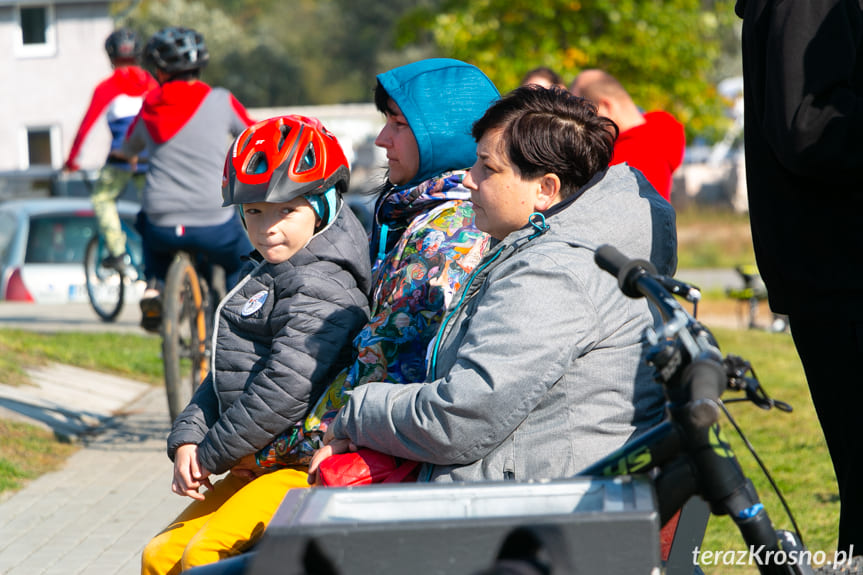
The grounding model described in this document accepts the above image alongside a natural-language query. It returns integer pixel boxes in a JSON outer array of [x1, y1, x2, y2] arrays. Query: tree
[[403, 0, 738, 142], [120, 0, 306, 107]]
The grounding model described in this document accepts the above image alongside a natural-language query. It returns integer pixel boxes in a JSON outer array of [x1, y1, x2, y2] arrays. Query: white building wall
[[0, 1, 114, 173]]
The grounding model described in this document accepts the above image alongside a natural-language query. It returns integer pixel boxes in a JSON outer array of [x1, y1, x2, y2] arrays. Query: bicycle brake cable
[[718, 400, 806, 546]]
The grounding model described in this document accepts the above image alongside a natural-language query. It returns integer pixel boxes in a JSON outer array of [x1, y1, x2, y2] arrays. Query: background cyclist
[[119, 26, 254, 331], [64, 28, 157, 270]]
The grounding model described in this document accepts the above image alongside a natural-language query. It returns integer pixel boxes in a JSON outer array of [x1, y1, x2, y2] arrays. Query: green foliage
[[121, 0, 307, 106], [401, 0, 739, 143], [114, 0, 743, 141]]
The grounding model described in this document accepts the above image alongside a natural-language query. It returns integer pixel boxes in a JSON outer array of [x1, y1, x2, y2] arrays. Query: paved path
[[0, 302, 145, 335], [0, 371, 188, 575]]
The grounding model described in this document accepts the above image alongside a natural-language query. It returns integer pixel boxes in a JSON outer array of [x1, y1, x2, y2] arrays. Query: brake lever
[[724, 355, 793, 412]]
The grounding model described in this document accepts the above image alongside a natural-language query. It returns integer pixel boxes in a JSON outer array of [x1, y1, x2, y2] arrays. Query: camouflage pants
[[91, 166, 139, 257]]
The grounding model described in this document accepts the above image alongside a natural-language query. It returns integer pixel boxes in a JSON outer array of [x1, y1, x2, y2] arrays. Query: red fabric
[[139, 81, 212, 144], [659, 509, 682, 561], [611, 110, 685, 202], [65, 66, 157, 170], [317, 448, 420, 487]]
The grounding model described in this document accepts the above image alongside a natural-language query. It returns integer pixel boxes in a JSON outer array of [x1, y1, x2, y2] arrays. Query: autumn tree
[[401, 0, 739, 142]]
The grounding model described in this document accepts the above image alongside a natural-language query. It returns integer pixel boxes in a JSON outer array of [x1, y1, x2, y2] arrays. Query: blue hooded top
[[377, 58, 500, 189]]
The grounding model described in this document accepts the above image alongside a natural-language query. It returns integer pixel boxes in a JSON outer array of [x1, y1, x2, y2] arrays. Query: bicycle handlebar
[[592, 244, 814, 574]]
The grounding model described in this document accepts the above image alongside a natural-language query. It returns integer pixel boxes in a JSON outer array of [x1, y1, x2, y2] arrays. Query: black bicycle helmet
[[105, 28, 140, 61], [143, 26, 209, 74]]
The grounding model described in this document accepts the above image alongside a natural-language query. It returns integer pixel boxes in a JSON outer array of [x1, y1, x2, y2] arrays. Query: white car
[[0, 197, 142, 303]]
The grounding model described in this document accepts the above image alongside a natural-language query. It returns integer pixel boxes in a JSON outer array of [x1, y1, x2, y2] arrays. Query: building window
[[15, 4, 56, 58], [28, 129, 52, 166], [21, 126, 60, 169], [21, 7, 48, 44]]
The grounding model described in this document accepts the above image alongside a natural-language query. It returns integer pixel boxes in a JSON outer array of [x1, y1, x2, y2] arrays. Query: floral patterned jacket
[[257, 172, 488, 467]]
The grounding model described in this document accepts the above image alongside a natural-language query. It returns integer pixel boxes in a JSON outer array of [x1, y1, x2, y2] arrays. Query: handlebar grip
[[594, 244, 658, 299]]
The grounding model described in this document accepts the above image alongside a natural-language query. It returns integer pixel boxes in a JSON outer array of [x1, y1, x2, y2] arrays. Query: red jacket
[[611, 110, 685, 202]]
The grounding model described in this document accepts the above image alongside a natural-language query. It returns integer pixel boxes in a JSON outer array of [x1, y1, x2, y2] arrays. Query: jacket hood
[[498, 164, 678, 277], [114, 66, 156, 95], [139, 80, 211, 144], [377, 58, 500, 188]]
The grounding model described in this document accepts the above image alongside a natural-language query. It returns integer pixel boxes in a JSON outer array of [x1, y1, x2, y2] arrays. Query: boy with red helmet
[[143, 115, 371, 574]]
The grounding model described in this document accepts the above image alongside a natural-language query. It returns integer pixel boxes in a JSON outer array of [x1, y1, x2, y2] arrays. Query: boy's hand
[[172, 444, 213, 500], [307, 438, 355, 486], [230, 453, 264, 482]]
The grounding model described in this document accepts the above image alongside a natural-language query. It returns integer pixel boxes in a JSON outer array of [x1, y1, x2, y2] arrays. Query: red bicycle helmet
[[222, 115, 350, 213]]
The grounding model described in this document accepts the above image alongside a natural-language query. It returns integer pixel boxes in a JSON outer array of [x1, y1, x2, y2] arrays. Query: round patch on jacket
[[242, 290, 269, 316]]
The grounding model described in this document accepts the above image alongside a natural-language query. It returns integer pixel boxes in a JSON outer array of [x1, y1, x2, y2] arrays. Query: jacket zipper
[[427, 245, 504, 379]]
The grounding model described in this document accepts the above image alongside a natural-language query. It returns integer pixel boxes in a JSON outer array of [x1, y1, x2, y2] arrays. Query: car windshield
[[25, 214, 97, 264]]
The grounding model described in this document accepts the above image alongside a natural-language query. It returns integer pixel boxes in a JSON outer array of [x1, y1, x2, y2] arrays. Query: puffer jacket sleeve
[[165, 372, 220, 461], [330, 247, 600, 465], [196, 266, 369, 474]]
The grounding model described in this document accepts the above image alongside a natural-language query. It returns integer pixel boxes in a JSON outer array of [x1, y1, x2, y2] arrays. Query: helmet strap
[[305, 187, 339, 230]]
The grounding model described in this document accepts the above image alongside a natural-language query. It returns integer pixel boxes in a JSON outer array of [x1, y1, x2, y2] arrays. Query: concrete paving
[[0, 366, 189, 575], [0, 364, 151, 439]]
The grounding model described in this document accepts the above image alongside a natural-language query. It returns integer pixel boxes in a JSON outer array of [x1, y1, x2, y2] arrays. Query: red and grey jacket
[[122, 80, 255, 227]]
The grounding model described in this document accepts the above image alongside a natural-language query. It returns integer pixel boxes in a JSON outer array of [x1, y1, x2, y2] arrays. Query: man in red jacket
[[64, 28, 158, 269], [570, 69, 685, 202]]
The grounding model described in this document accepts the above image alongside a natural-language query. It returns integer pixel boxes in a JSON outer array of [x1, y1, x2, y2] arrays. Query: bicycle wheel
[[161, 252, 210, 421], [84, 236, 125, 322]]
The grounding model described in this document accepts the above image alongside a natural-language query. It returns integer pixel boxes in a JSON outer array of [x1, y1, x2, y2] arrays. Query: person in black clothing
[[736, 0, 863, 554]]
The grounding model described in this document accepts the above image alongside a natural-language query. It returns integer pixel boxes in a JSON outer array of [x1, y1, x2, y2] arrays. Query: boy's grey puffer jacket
[[330, 164, 677, 483], [167, 205, 371, 474]]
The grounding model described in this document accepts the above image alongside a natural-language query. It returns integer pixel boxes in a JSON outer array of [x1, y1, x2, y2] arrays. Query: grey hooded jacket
[[330, 164, 677, 483], [167, 205, 371, 474]]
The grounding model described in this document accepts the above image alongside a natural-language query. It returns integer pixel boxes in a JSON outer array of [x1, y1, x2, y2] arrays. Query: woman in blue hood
[[141, 59, 500, 573]]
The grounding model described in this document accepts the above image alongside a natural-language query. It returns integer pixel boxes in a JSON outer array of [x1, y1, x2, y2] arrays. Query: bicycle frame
[[588, 244, 815, 575]]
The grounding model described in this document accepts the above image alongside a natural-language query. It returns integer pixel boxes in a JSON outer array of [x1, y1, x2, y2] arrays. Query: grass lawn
[[0, 329, 163, 387], [700, 327, 839, 573], [676, 207, 757, 269], [0, 329, 163, 495], [0, 419, 79, 494]]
